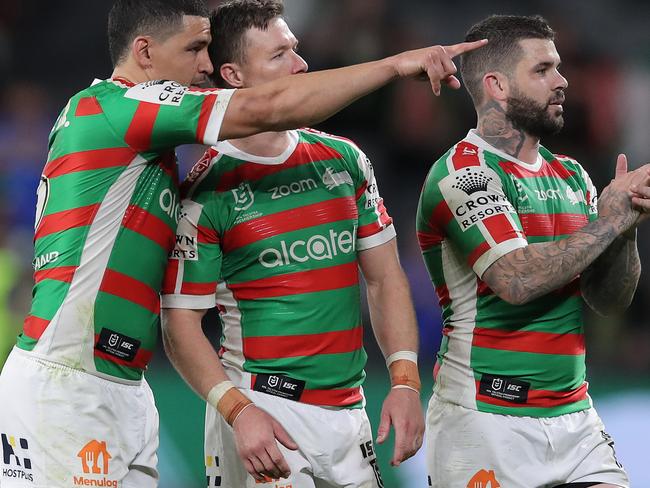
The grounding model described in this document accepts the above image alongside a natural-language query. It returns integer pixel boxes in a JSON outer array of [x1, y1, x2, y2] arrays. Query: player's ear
[[132, 36, 154, 70], [483, 71, 509, 102], [220, 63, 245, 89]]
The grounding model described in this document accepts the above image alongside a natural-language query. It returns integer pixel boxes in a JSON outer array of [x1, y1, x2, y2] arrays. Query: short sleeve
[[161, 196, 223, 310], [351, 149, 396, 250], [120, 81, 235, 151], [418, 155, 528, 278]]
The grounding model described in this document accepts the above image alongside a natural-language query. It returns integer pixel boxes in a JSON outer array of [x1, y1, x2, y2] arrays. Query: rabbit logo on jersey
[[259, 225, 357, 268], [441, 167, 515, 231]]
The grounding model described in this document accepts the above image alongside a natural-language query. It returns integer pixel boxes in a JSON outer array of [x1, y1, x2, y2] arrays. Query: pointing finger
[[444, 39, 488, 57]]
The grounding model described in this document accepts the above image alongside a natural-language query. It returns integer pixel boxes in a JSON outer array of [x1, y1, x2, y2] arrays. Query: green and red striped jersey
[[19, 77, 234, 381], [162, 129, 395, 408], [417, 130, 598, 417]]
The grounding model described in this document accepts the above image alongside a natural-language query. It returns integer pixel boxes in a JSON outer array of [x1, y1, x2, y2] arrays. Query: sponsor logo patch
[[74, 440, 117, 487], [479, 374, 530, 404], [95, 329, 141, 363], [466, 469, 501, 487], [1, 433, 33, 483], [441, 167, 515, 232], [253, 374, 305, 402], [125, 80, 187, 106]]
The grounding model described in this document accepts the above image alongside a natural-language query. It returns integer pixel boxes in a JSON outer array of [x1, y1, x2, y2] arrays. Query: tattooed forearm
[[483, 217, 623, 305], [477, 100, 526, 158], [581, 233, 641, 315]]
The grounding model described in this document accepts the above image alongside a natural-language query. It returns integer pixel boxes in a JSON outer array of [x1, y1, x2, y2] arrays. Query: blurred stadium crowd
[[0, 1, 648, 486], [1, 0, 648, 374]]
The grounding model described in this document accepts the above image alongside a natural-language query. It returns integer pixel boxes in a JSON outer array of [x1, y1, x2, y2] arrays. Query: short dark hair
[[209, 0, 285, 87], [461, 15, 555, 105], [108, 0, 209, 67]]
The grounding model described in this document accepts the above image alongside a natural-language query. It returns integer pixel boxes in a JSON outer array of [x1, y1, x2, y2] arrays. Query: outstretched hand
[[232, 404, 298, 482], [393, 39, 488, 96]]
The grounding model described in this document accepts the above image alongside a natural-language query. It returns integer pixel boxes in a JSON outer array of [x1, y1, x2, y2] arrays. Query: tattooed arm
[[482, 159, 650, 306], [580, 230, 640, 315]]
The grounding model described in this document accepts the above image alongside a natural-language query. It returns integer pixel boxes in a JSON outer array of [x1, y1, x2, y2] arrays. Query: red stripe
[[125, 102, 160, 152], [417, 230, 443, 250], [181, 281, 217, 295], [196, 94, 217, 143], [34, 266, 77, 284], [44, 147, 135, 178], [468, 241, 491, 267], [300, 387, 362, 407], [122, 205, 175, 251], [222, 197, 357, 253], [99, 269, 160, 315], [436, 284, 450, 307], [112, 76, 135, 87], [248, 374, 362, 407], [229, 262, 358, 300], [483, 213, 519, 244], [23, 315, 50, 339], [216, 142, 343, 190], [476, 381, 588, 408], [451, 142, 481, 170], [93, 335, 153, 370], [244, 326, 362, 360], [358, 221, 383, 238], [476, 279, 493, 297], [35, 204, 100, 240], [162, 259, 179, 295], [198, 224, 220, 244], [424, 200, 453, 248], [519, 213, 589, 237], [376, 199, 392, 226], [75, 96, 103, 116], [472, 327, 585, 355], [498, 158, 576, 179], [355, 181, 368, 200]]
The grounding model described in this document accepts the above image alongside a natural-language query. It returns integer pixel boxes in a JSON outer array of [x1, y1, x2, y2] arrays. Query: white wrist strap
[[386, 350, 418, 367], [206, 380, 235, 409], [392, 384, 420, 394]]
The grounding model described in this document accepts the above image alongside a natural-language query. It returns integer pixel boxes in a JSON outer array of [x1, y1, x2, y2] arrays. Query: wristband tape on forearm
[[206, 381, 253, 426], [388, 356, 421, 393]]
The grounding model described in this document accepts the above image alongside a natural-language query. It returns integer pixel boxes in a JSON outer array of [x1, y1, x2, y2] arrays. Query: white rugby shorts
[[0, 347, 159, 488], [205, 388, 384, 488], [425, 393, 629, 488]]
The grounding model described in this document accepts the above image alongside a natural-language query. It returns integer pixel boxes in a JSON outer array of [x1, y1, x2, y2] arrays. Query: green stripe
[[46, 168, 122, 214], [472, 347, 586, 389], [107, 228, 168, 290], [238, 287, 360, 337], [27, 280, 71, 322], [244, 350, 367, 390], [476, 398, 591, 417], [94, 292, 159, 351], [93, 356, 145, 381]]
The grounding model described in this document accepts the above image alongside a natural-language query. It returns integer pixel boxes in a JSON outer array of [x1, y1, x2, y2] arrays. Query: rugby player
[[0, 0, 485, 486], [162, 1, 423, 486], [417, 14, 649, 488]]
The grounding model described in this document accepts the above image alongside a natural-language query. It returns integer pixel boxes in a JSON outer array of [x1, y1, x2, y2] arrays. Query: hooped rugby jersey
[[417, 130, 598, 417], [18, 77, 234, 381], [162, 129, 395, 408]]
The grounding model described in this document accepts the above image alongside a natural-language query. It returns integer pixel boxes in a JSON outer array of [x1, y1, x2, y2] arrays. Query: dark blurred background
[[0, 1, 648, 486]]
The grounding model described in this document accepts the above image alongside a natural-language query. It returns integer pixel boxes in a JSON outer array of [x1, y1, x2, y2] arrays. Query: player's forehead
[[175, 14, 212, 44], [516, 38, 561, 67], [244, 17, 296, 51]]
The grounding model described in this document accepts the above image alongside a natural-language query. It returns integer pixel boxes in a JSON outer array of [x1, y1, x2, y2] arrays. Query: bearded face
[[505, 84, 565, 138]]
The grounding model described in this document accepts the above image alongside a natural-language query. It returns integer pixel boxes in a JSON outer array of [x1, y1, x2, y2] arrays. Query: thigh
[[425, 394, 549, 488]]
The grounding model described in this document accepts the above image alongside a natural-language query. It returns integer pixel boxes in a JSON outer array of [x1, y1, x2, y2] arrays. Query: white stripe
[[436, 239, 480, 407], [34, 154, 148, 375], [357, 225, 396, 251], [161, 293, 214, 310], [215, 282, 245, 372], [202, 89, 235, 146]]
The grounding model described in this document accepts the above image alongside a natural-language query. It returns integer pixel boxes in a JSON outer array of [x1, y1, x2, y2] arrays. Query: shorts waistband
[[10, 347, 144, 387]]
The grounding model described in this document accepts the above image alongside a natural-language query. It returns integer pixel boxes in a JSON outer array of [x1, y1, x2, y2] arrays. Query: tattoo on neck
[[477, 101, 526, 158]]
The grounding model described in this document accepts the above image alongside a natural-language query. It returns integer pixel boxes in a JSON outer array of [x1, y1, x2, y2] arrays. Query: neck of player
[[227, 130, 293, 158], [476, 100, 540, 165]]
